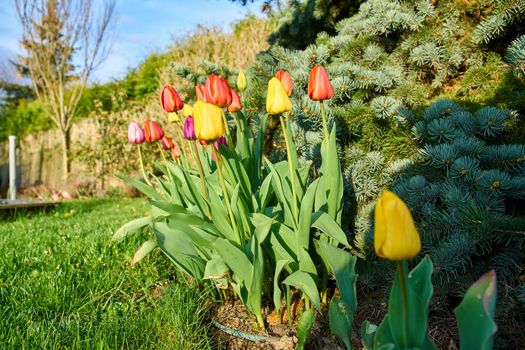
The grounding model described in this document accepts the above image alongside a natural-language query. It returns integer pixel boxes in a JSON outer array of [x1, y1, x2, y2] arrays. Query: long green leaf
[[455, 270, 497, 350], [283, 271, 320, 312], [117, 174, 163, 200], [273, 260, 289, 313], [318, 241, 357, 312], [311, 211, 349, 246], [247, 237, 264, 326], [296, 309, 315, 350], [329, 296, 353, 350], [152, 222, 205, 279], [131, 239, 157, 266], [297, 179, 319, 250], [214, 238, 253, 287], [113, 216, 151, 241]]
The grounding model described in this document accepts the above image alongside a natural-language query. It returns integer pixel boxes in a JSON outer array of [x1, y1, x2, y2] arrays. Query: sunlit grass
[[0, 198, 213, 349]]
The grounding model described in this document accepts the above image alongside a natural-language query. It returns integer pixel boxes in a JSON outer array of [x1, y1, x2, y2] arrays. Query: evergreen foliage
[[389, 100, 525, 289], [267, 0, 364, 49], [506, 34, 525, 76]]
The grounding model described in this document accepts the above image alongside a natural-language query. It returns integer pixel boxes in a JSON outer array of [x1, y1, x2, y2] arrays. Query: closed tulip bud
[[205, 74, 232, 107], [183, 116, 196, 140], [276, 70, 292, 96], [308, 65, 334, 101], [161, 85, 183, 112], [374, 190, 421, 261], [193, 100, 225, 142], [144, 119, 164, 143], [237, 70, 247, 92], [266, 77, 292, 115], [128, 122, 145, 144], [227, 89, 242, 112], [182, 104, 193, 117], [212, 136, 227, 160], [195, 83, 206, 102], [161, 135, 175, 150], [171, 143, 181, 158]]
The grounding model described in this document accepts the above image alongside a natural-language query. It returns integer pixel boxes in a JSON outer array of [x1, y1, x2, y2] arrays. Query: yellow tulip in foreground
[[374, 190, 421, 261], [193, 100, 225, 142], [266, 77, 292, 115]]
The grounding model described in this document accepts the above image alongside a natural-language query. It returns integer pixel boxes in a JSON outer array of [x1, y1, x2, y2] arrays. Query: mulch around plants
[[208, 285, 466, 350], [210, 298, 346, 350]]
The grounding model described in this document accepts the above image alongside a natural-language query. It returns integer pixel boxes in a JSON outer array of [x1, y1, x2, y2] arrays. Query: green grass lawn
[[0, 199, 214, 349]]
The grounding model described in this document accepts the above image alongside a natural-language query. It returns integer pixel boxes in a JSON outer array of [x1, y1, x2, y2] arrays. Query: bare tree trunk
[[60, 128, 71, 182]]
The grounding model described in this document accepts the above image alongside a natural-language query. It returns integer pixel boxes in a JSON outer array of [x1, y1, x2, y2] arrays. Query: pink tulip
[[128, 122, 145, 144]]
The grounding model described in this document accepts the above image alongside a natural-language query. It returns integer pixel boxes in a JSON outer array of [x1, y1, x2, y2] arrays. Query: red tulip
[[160, 85, 183, 112], [226, 89, 242, 112], [195, 83, 206, 102], [308, 65, 334, 101], [204, 74, 232, 107], [276, 70, 293, 96], [128, 122, 145, 144], [144, 119, 164, 142], [161, 135, 175, 150]]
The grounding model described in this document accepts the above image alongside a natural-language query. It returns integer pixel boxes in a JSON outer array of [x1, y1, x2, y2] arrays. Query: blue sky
[[0, 0, 264, 83]]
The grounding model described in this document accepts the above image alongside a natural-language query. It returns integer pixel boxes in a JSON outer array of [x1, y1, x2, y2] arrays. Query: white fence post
[[9, 136, 16, 200]]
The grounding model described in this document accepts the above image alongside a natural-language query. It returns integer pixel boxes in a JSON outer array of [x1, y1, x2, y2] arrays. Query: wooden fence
[[0, 119, 117, 197]]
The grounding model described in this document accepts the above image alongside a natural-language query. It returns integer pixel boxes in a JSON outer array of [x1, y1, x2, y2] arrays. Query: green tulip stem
[[232, 112, 243, 142], [175, 122, 190, 169], [222, 112, 234, 149], [286, 284, 292, 325], [170, 152, 180, 165], [157, 143, 167, 163], [156, 143, 177, 189], [320, 101, 329, 142], [222, 111, 231, 136], [191, 141, 209, 200], [137, 144, 152, 186], [397, 261, 409, 348], [280, 115, 299, 223], [211, 146, 241, 245], [304, 297, 311, 311], [321, 267, 328, 304]]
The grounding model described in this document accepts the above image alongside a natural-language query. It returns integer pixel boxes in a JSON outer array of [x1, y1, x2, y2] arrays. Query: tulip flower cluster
[[117, 65, 497, 348]]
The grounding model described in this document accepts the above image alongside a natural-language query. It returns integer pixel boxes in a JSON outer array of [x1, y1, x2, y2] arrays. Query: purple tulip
[[212, 136, 227, 161], [183, 116, 196, 140], [128, 122, 145, 144]]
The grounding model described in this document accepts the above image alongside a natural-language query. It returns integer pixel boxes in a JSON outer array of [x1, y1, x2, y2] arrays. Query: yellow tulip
[[374, 190, 421, 261], [266, 77, 292, 116], [182, 103, 193, 117], [168, 112, 180, 123], [193, 100, 225, 142], [237, 70, 247, 93]]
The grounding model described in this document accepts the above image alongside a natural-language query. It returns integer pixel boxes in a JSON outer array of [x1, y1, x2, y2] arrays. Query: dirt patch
[[209, 298, 346, 350], [208, 285, 464, 350]]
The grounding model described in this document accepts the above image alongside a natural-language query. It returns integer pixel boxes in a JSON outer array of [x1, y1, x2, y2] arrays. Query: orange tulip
[[171, 143, 181, 158], [195, 83, 206, 102], [144, 119, 164, 142], [226, 89, 242, 112], [276, 70, 292, 96], [160, 85, 183, 112], [205, 74, 232, 107], [308, 65, 334, 101]]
